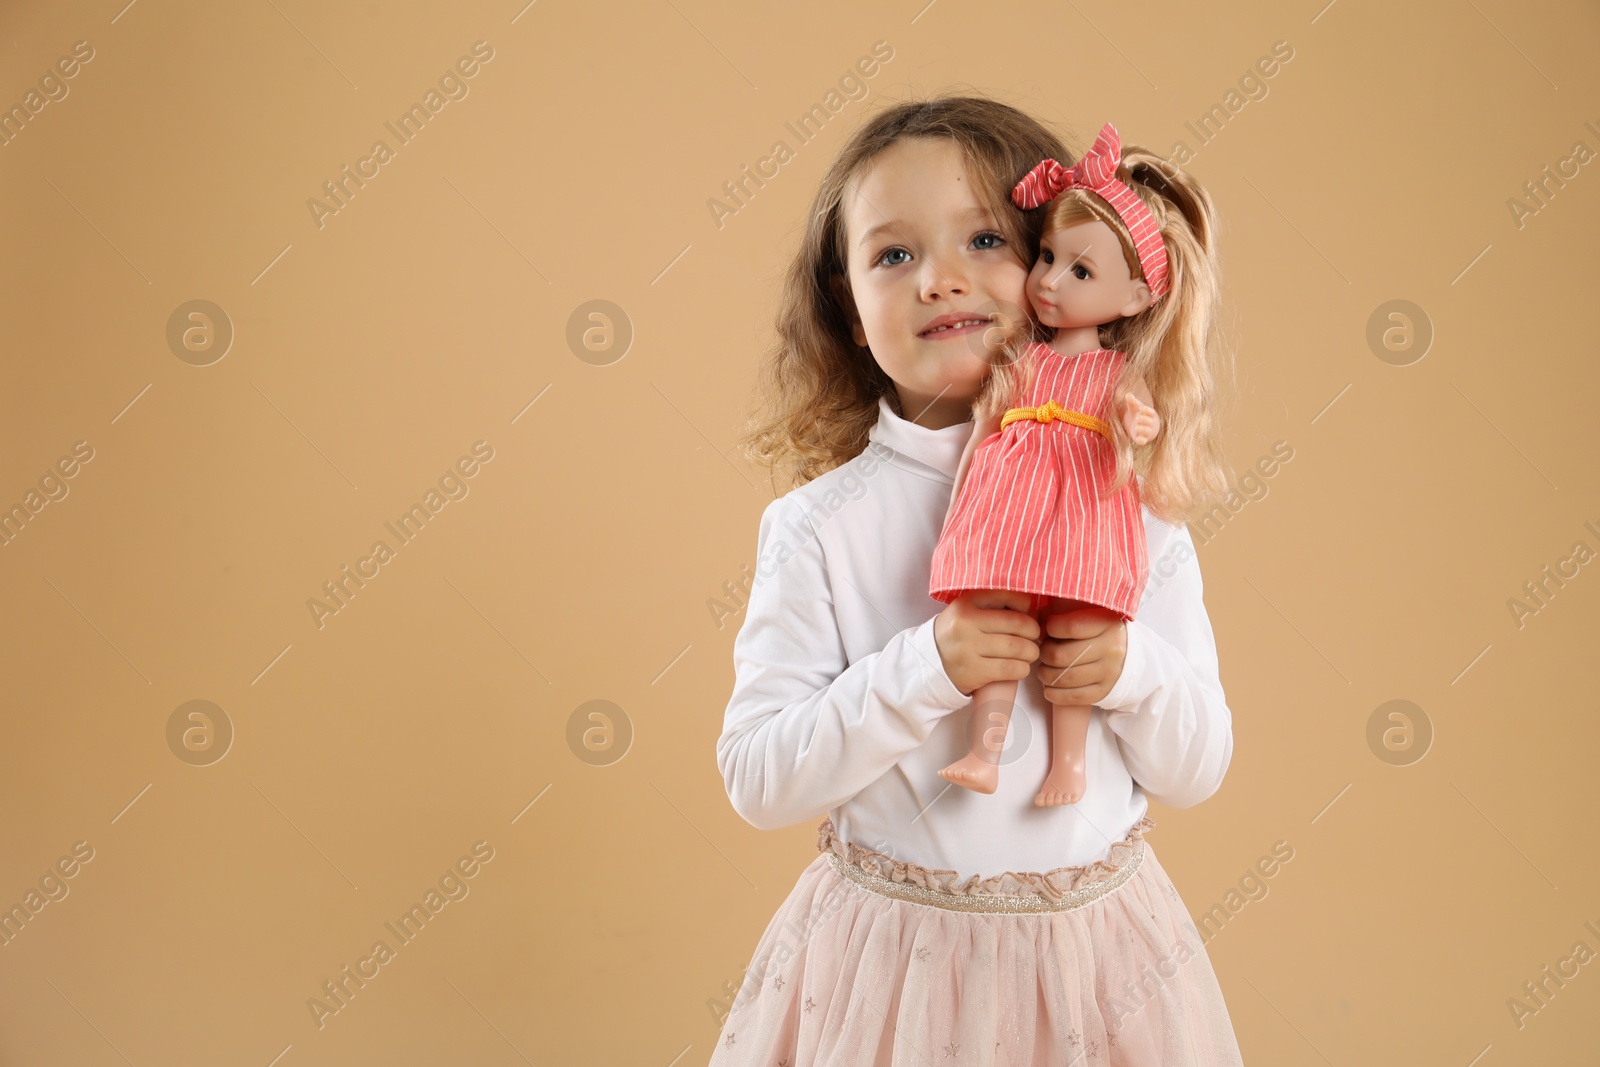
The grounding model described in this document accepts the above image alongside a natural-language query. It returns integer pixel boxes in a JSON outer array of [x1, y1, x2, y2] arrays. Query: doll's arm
[[944, 411, 1004, 530], [1121, 375, 1162, 446], [1095, 515, 1233, 808], [716, 496, 971, 831]]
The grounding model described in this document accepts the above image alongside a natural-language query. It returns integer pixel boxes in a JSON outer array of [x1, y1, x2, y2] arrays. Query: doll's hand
[[1035, 606, 1127, 706], [1121, 393, 1162, 445]]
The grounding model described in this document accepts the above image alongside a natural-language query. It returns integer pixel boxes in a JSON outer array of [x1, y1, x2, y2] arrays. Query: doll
[[928, 121, 1222, 807]]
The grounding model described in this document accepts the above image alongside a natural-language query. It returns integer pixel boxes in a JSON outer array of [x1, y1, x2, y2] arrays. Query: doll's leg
[[1034, 702, 1092, 806], [1035, 596, 1093, 807], [938, 677, 1017, 794]]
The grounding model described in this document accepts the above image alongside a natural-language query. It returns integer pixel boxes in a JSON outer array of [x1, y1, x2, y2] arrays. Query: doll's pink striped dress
[[929, 342, 1148, 618]]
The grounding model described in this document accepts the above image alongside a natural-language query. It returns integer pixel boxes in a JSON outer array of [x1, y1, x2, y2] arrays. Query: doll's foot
[[1033, 761, 1086, 807], [939, 754, 1000, 794]]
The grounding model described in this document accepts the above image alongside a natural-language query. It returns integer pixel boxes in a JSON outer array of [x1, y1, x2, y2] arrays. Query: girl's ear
[[831, 274, 868, 347]]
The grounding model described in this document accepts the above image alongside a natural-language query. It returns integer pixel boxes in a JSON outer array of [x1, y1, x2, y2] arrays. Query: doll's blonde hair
[[978, 144, 1234, 525]]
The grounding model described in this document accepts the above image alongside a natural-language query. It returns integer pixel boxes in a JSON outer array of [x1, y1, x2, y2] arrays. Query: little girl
[[715, 96, 1243, 1066]]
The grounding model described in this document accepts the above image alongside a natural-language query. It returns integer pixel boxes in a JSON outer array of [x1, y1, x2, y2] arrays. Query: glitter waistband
[[816, 815, 1154, 915], [824, 841, 1144, 914]]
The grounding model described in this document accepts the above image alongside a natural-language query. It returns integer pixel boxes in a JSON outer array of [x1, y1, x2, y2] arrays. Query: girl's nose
[[920, 253, 969, 300]]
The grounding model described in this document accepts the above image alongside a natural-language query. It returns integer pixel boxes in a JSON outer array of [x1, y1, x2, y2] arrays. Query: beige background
[[1, 0, 1597, 1062]]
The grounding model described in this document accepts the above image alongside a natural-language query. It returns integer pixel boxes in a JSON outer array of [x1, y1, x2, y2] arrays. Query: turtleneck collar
[[865, 393, 972, 481]]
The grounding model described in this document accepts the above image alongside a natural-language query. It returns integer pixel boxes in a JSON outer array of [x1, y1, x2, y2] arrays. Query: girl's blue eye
[[875, 230, 1003, 267]]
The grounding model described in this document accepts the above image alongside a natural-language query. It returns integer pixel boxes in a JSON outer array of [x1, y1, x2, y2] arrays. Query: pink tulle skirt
[[708, 816, 1243, 1067]]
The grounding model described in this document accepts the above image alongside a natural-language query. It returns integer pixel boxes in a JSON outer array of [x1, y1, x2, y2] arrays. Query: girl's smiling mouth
[[918, 313, 993, 339]]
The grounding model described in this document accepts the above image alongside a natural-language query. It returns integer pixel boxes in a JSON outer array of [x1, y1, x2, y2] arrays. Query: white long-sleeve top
[[717, 394, 1234, 875]]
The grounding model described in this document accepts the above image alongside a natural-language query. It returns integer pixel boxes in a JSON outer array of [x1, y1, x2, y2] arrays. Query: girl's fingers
[[1042, 682, 1107, 705], [981, 632, 1040, 663], [1043, 609, 1111, 639], [970, 589, 1032, 612], [1043, 651, 1098, 684], [1040, 659, 1102, 694], [981, 608, 1040, 640], [1042, 637, 1103, 677], [1041, 612, 1077, 639]]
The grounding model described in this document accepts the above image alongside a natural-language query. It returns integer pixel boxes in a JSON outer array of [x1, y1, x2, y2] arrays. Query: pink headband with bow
[[1011, 122, 1171, 303]]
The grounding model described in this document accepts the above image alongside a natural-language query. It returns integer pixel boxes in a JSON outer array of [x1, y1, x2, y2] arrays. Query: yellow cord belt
[[1000, 399, 1112, 441]]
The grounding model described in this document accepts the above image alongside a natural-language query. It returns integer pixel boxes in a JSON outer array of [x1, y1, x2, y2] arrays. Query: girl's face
[[1027, 219, 1153, 331], [840, 137, 1029, 430]]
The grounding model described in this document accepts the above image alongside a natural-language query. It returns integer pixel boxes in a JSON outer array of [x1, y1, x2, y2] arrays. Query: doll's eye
[[1072, 264, 1091, 280], [1040, 248, 1054, 265], [876, 247, 911, 267], [971, 230, 1004, 250]]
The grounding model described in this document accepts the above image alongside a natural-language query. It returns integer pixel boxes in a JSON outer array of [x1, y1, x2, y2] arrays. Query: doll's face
[[1027, 220, 1153, 331], [839, 136, 1029, 430]]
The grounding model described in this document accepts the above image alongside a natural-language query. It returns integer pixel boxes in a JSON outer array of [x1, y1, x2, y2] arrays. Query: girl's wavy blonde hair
[[735, 94, 1070, 493], [982, 143, 1234, 525]]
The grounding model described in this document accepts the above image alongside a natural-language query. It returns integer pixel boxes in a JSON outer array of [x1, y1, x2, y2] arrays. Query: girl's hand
[[933, 590, 1041, 697], [1035, 606, 1127, 706], [1121, 393, 1162, 445]]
